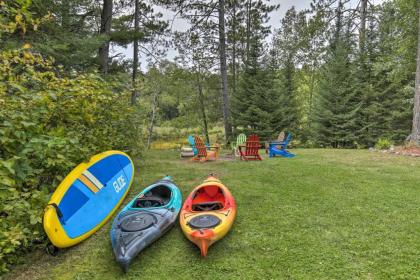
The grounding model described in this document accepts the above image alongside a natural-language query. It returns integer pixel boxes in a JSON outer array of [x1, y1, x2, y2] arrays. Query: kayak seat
[[134, 185, 172, 208], [191, 186, 226, 211], [192, 202, 223, 211], [134, 196, 164, 208]]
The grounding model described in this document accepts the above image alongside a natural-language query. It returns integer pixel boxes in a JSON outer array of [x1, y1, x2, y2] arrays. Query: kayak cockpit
[[191, 185, 225, 211], [132, 184, 172, 208]]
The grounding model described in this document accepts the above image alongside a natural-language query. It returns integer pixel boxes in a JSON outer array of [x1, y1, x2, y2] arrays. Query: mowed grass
[[5, 149, 420, 280]]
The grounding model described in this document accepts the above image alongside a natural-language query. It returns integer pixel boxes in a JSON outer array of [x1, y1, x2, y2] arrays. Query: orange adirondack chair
[[192, 135, 220, 162], [239, 134, 262, 161]]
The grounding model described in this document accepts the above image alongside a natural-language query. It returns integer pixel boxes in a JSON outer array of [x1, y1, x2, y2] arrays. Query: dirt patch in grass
[[389, 146, 420, 157]]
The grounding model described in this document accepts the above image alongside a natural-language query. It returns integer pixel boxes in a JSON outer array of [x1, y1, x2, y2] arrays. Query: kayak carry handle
[[208, 173, 218, 179]]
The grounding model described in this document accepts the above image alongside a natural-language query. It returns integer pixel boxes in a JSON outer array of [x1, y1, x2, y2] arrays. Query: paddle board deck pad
[[43, 151, 134, 248], [110, 176, 182, 272]]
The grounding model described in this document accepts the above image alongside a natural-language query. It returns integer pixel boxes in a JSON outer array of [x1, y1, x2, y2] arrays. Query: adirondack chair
[[188, 135, 198, 156], [188, 134, 211, 156], [180, 145, 194, 157], [268, 133, 295, 158], [277, 131, 285, 142], [192, 135, 220, 162], [239, 134, 262, 161], [231, 133, 247, 156], [265, 131, 285, 154]]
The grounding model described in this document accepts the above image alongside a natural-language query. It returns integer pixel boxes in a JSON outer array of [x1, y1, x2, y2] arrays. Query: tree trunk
[[131, 0, 140, 105], [61, 0, 70, 29], [245, 0, 251, 64], [147, 92, 159, 149], [308, 68, 315, 129], [99, 0, 112, 74], [196, 71, 210, 144], [359, 0, 368, 53], [218, 0, 233, 142], [408, 7, 420, 144], [333, 0, 343, 46], [232, 2, 237, 98]]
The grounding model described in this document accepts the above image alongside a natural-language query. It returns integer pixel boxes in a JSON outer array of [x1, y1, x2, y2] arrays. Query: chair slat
[[194, 135, 207, 157], [240, 134, 262, 161]]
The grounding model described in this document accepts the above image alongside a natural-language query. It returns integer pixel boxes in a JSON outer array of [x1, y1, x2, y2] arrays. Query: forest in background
[[0, 0, 419, 272]]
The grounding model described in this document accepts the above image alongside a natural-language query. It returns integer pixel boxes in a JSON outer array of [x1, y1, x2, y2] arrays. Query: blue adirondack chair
[[188, 135, 210, 156], [268, 133, 295, 158]]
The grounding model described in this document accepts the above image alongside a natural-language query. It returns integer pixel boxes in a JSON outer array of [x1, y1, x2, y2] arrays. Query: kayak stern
[[115, 255, 131, 273], [191, 229, 215, 257]]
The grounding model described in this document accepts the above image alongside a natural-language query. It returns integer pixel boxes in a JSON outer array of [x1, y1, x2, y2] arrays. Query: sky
[[112, 0, 384, 70]]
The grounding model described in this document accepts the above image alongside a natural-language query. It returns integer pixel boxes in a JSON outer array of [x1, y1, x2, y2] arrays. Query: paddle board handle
[[46, 203, 63, 219]]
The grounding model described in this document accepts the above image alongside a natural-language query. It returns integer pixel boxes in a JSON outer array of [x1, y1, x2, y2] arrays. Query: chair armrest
[[208, 145, 220, 150], [269, 141, 286, 146]]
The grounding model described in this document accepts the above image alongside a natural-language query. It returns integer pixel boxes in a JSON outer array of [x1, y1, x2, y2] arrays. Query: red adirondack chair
[[239, 134, 262, 161], [192, 135, 220, 162]]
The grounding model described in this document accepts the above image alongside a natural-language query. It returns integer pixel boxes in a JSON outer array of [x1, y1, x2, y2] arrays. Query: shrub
[[375, 138, 393, 150], [0, 47, 143, 272]]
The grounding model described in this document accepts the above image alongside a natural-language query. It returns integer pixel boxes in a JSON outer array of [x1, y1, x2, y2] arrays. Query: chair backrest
[[277, 131, 285, 142], [282, 133, 292, 149], [245, 134, 260, 156], [193, 135, 207, 157], [236, 133, 247, 146], [188, 135, 198, 155]]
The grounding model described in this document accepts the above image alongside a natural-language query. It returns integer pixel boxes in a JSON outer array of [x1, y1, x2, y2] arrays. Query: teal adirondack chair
[[231, 133, 247, 156], [188, 135, 210, 156], [188, 135, 198, 156]]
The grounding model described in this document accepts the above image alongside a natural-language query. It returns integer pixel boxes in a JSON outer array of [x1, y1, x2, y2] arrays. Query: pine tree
[[272, 58, 299, 133], [312, 1, 360, 148], [368, 0, 417, 144], [270, 7, 304, 134], [233, 26, 278, 138], [356, 5, 381, 147]]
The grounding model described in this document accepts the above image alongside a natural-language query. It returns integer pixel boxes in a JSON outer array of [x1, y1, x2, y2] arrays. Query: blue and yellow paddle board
[[43, 150, 134, 248]]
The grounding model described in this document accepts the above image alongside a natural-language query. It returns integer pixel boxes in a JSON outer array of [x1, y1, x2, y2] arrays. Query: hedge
[[0, 47, 144, 272]]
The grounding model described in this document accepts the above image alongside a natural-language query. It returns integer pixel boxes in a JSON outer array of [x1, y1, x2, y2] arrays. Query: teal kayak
[[110, 176, 182, 272]]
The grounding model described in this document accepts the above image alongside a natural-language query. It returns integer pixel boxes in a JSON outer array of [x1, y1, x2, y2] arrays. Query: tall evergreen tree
[[271, 7, 305, 133], [233, 38, 276, 138], [368, 0, 417, 144], [353, 2, 379, 146], [312, 0, 360, 147]]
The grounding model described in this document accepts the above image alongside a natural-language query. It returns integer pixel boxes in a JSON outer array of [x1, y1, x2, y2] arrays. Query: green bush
[[375, 138, 393, 150], [0, 47, 143, 272]]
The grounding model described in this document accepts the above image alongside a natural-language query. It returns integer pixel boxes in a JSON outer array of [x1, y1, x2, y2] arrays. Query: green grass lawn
[[5, 149, 420, 280]]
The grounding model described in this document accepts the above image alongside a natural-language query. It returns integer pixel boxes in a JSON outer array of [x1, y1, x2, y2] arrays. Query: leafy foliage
[[0, 46, 143, 272], [375, 138, 393, 150]]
